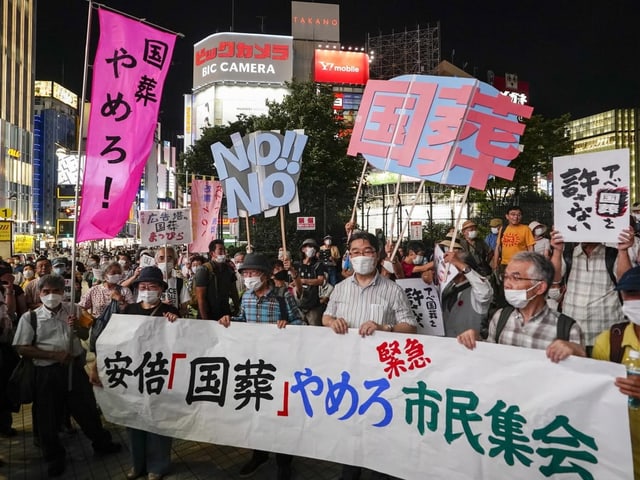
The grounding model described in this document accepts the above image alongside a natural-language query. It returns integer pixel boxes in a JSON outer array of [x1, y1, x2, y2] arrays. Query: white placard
[[396, 278, 444, 336], [139, 208, 192, 247], [553, 149, 630, 243], [95, 315, 632, 480]]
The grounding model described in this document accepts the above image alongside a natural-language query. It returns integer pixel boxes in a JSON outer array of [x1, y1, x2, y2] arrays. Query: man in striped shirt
[[218, 253, 301, 480]]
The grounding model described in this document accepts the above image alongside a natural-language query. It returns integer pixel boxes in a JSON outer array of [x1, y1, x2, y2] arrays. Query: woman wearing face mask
[[88, 267, 178, 480], [78, 262, 135, 320], [20, 263, 36, 289], [529, 221, 551, 258]]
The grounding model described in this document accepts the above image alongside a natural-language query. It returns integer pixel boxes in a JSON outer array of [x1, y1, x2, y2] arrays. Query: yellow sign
[[0, 207, 13, 218], [14, 235, 34, 254], [0, 221, 11, 241]]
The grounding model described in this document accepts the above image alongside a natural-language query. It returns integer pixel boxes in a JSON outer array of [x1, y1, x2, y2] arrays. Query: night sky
[[36, 0, 640, 138]]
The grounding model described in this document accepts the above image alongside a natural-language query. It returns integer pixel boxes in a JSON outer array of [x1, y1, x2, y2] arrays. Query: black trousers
[[35, 357, 112, 462]]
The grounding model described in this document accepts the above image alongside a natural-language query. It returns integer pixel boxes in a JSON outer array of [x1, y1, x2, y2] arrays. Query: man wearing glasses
[[491, 205, 535, 272], [457, 251, 586, 362]]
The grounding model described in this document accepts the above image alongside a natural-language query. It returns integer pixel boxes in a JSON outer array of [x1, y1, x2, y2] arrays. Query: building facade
[[0, 0, 35, 235]]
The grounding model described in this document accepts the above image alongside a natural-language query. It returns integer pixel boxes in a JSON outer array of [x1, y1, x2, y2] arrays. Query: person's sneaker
[[238, 455, 269, 478], [93, 441, 122, 456], [47, 458, 66, 477], [277, 464, 292, 480]]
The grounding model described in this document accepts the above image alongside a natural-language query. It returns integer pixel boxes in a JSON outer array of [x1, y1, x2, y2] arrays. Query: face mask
[[324, 240, 331, 246], [504, 282, 540, 309], [118, 260, 128, 268], [191, 266, 200, 274], [214, 255, 226, 263], [547, 288, 562, 301], [623, 300, 640, 325], [138, 290, 160, 304], [413, 255, 424, 265], [491, 227, 499, 235], [53, 267, 65, 276], [235, 262, 243, 271], [106, 274, 122, 284], [467, 230, 478, 240], [41, 293, 63, 309], [156, 262, 174, 272], [24, 270, 34, 279], [351, 256, 377, 275], [534, 228, 543, 237], [244, 276, 263, 291], [305, 248, 316, 258], [181, 265, 189, 276]]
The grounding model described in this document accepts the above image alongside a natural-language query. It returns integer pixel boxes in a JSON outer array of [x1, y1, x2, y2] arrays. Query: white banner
[[396, 278, 444, 336], [553, 149, 630, 243], [95, 315, 632, 480], [138, 208, 192, 247]]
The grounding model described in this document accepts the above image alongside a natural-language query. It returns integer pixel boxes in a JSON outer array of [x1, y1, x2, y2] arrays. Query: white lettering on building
[[202, 63, 276, 77]]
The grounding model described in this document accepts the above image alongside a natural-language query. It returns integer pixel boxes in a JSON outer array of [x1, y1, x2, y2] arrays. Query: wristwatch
[[461, 265, 471, 274]]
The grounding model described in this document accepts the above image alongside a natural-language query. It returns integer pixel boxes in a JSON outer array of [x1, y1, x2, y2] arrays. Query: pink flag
[[77, 9, 176, 242], [189, 179, 224, 253]]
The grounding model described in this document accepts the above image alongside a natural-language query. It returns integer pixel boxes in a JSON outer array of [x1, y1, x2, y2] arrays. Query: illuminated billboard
[[291, 1, 340, 42], [34, 80, 78, 109], [314, 50, 369, 85], [193, 33, 293, 89]]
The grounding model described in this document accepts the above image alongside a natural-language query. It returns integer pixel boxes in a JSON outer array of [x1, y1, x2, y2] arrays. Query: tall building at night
[[567, 109, 640, 201], [0, 0, 35, 234]]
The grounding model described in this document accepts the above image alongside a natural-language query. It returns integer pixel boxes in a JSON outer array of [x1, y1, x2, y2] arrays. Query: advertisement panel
[[193, 33, 293, 89], [314, 50, 369, 85], [291, 1, 340, 42]]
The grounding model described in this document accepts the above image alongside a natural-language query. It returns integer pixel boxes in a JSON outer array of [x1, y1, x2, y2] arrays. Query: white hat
[[528, 221, 547, 235]]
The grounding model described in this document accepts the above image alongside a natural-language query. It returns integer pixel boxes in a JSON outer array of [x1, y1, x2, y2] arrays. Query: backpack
[[609, 321, 629, 364], [494, 306, 576, 343], [562, 242, 617, 286]]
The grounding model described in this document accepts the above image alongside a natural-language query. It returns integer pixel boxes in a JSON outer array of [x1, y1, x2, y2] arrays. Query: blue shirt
[[234, 287, 303, 325]]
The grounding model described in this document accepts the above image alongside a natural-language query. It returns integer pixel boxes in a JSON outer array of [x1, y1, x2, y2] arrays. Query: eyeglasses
[[499, 272, 544, 283], [349, 248, 377, 257]]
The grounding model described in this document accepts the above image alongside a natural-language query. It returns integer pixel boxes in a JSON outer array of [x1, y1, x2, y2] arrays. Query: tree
[[177, 82, 363, 252]]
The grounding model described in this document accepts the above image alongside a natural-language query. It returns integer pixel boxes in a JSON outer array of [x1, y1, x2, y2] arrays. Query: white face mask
[[118, 260, 128, 268], [41, 293, 63, 309], [324, 240, 331, 246], [491, 227, 499, 235], [351, 256, 377, 275], [235, 262, 243, 271], [214, 255, 226, 264], [623, 300, 640, 325], [24, 270, 34, 279], [138, 290, 160, 305], [504, 282, 540, 309], [106, 274, 122, 284], [547, 287, 562, 301], [53, 267, 66, 276], [156, 262, 174, 272], [413, 255, 424, 265], [467, 230, 478, 240], [244, 276, 263, 291], [305, 248, 316, 258], [191, 266, 200, 274]]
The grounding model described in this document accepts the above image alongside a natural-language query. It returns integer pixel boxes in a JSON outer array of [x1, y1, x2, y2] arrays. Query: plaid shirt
[[487, 304, 583, 349], [234, 287, 303, 325]]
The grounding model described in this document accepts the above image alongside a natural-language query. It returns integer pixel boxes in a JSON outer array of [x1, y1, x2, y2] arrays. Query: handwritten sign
[[396, 278, 444, 336], [139, 208, 192, 247], [211, 130, 308, 218], [189, 179, 223, 253], [95, 315, 632, 479], [553, 149, 629, 243], [77, 9, 176, 242], [347, 75, 533, 190]]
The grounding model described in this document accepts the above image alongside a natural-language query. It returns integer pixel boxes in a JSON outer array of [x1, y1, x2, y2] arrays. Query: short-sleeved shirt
[[324, 272, 417, 329], [194, 261, 238, 320], [487, 304, 583, 349], [78, 283, 134, 318], [499, 224, 536, 265], [13, 303, 85, 366], [234, 287, 302, 325]]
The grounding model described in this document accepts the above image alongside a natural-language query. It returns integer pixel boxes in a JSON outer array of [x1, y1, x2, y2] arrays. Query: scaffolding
[[367, 24, 441, 80]]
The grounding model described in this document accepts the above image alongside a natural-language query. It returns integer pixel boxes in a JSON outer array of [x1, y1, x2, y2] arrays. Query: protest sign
[[211, 130, 308, 218], [139, 208, 192, 247], [95, 315, 631, 480], [553, 149, 630, 243], [189, 179, 224, 252], [396, 278, 444, 336], [347, 75, 533, 190], [77, 9, 176, 242]]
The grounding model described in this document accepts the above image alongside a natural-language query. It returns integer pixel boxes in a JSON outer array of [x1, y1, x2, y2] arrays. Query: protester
[[195, 239, 240, 321], [319, 235, 341, 286], [13, 275, 121, 477], [457, 251, 585, 362], [458, 220, 492, 275], [529, 221, 551, 258], [288, 239, 325, 326], [20, 262, 36, 289], [155, 246, 190, 315], [89, 267, 178, 480], [24, 256, 52, 310], [491, 206, 535, 272], [484, 218, 502, 254], [78, 261, 134, 319]]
